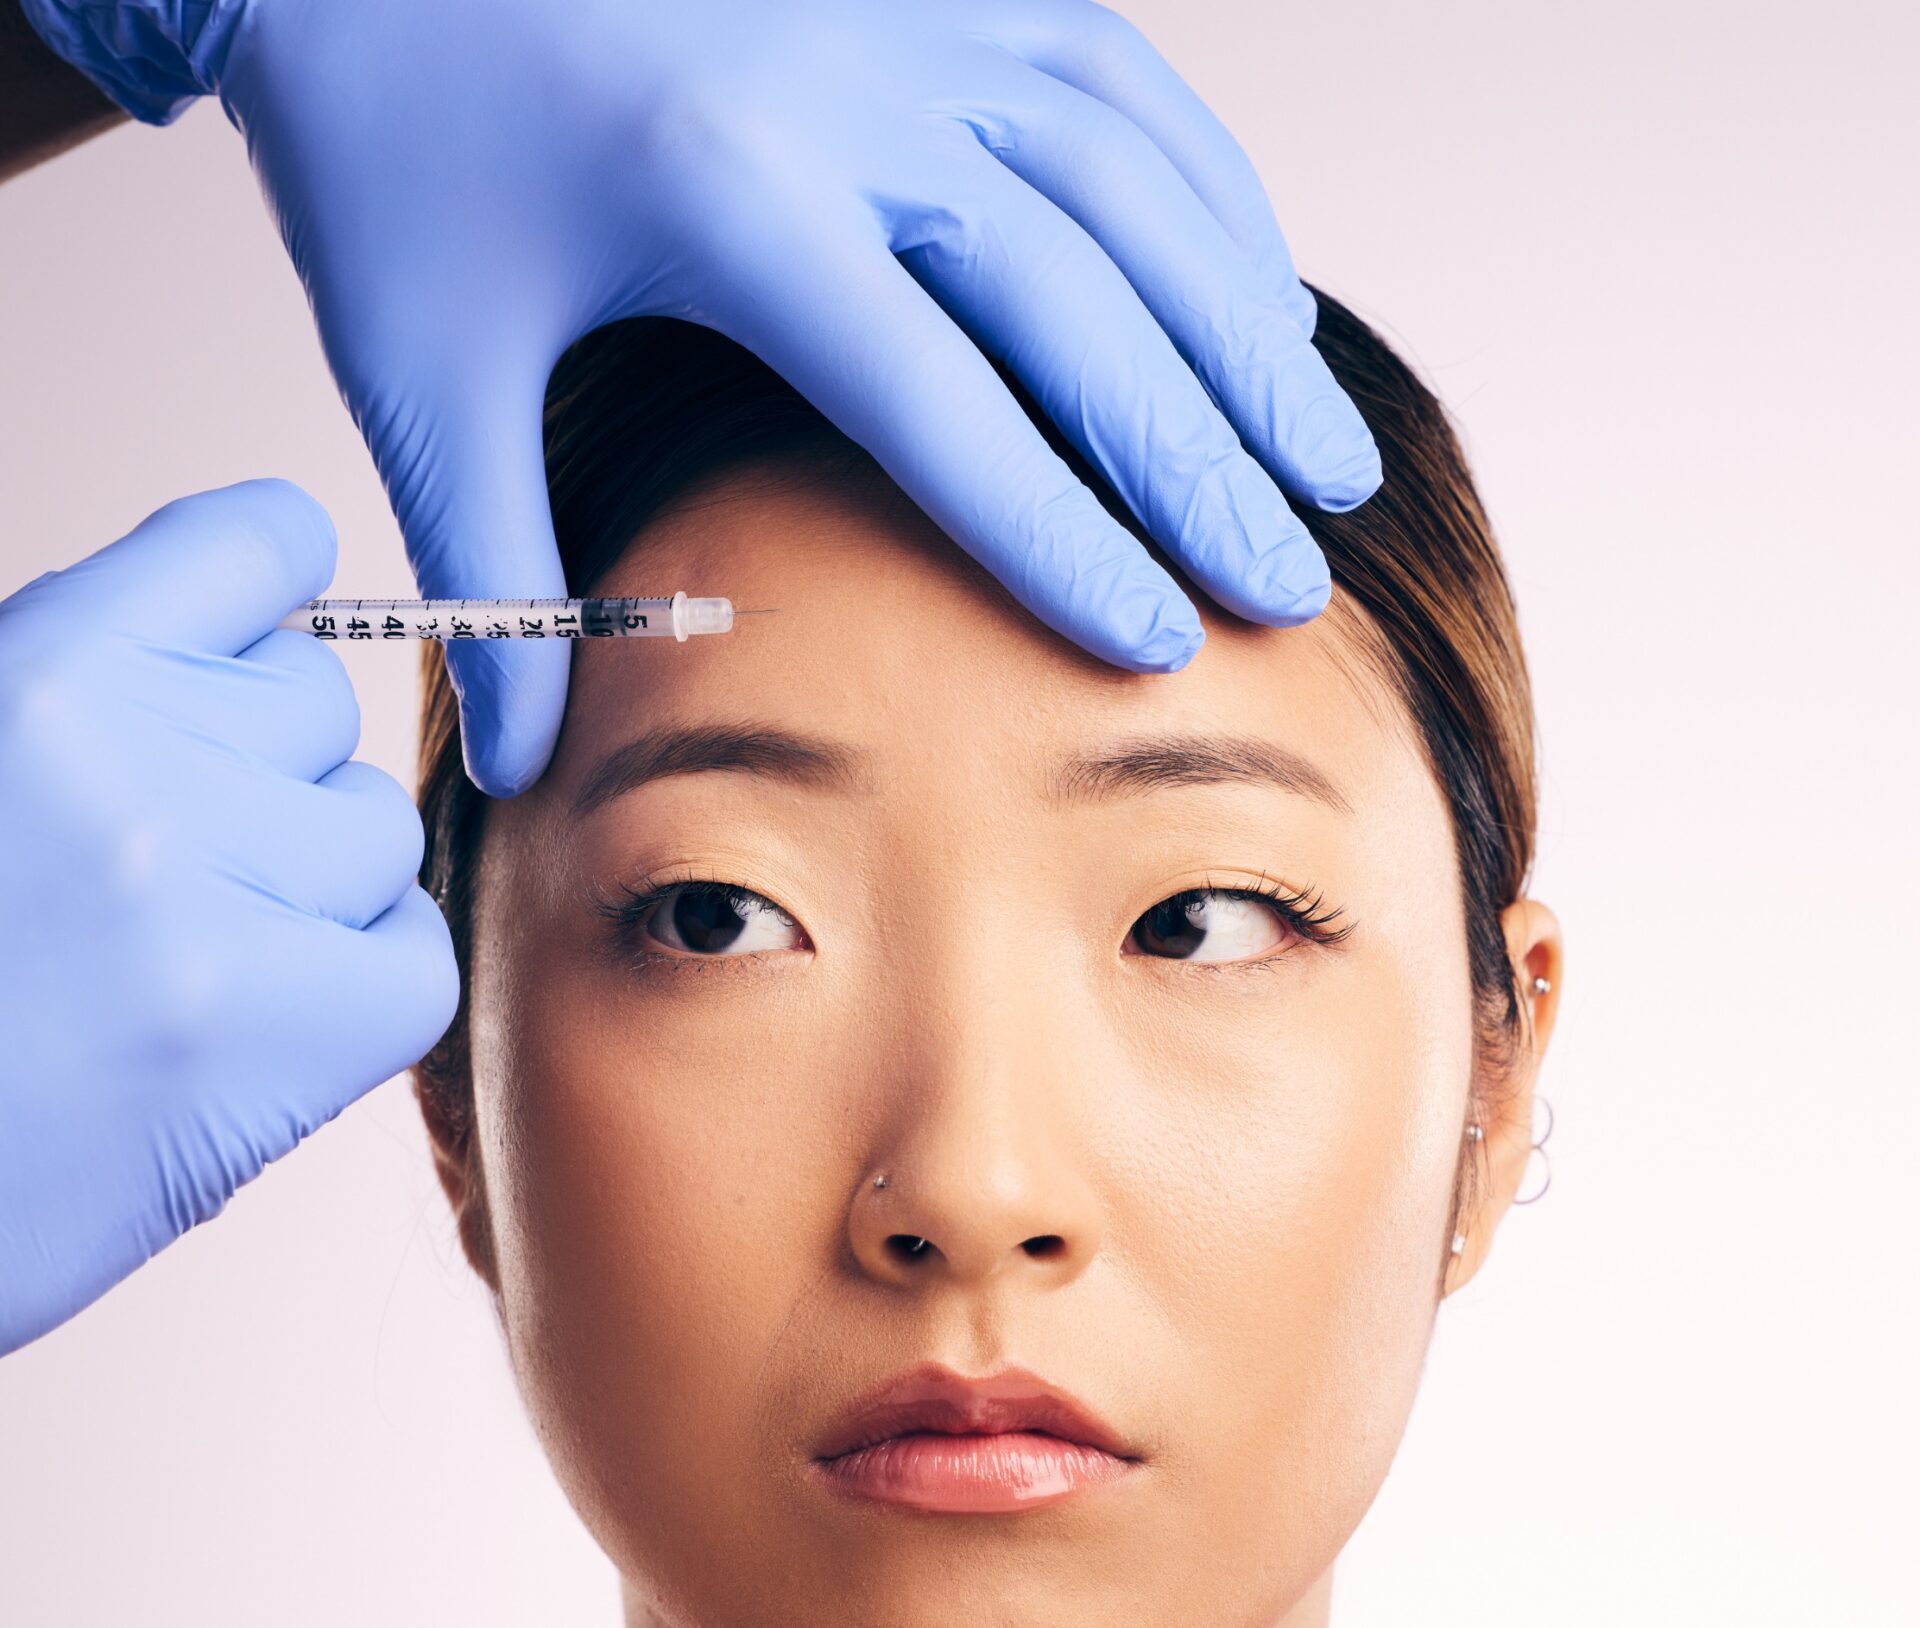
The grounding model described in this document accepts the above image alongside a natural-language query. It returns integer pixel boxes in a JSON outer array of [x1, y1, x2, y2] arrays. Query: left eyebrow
[[1054, 734, 1351, 813], [572, 723, 870, 816]]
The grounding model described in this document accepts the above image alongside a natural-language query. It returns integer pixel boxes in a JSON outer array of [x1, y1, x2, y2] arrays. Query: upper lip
[[811, 1362, 1139, 1463]]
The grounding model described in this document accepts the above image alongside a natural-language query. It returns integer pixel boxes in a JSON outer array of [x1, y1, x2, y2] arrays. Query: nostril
[[1022, 1235, 1066, 1260], [886, 1234, 934, 1263]]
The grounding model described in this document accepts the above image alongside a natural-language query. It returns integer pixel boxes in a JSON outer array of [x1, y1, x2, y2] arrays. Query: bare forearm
[[0, 3, 125, 182]]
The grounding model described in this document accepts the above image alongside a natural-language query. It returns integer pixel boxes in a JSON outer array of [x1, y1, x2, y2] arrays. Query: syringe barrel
[[277, 596, 735, 640]]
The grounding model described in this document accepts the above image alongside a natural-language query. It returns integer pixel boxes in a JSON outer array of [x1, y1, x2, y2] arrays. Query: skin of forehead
[[504, 465, 1442, 857]]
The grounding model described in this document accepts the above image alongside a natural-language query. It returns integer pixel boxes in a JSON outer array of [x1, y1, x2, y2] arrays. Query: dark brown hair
[[415, 291, 1537, 1258]]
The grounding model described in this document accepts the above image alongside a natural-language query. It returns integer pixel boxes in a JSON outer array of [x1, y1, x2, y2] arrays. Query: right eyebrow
[[572, 724, 870, 817]]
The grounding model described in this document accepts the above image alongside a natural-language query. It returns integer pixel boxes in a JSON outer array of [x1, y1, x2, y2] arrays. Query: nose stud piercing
[[872, 1174, 889, 1190], [1465, 1123, 1484, 1142]]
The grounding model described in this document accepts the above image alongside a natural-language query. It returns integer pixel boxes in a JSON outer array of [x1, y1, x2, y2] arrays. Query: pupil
[[672, 887, 750, 952], [1140, 893, 1207, 959]]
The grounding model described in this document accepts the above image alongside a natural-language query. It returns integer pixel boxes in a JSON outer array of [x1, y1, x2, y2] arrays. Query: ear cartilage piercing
[[1449, 1232, 1467, 1256], [1532, 975, 1552, 996], [1465, 1123, 1484, 1142]]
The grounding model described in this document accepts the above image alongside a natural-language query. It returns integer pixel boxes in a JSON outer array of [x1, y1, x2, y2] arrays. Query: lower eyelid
[[614, 944, 809, 977], [1190, 948, 1297, 973], [1125, 940, 1303, 970]]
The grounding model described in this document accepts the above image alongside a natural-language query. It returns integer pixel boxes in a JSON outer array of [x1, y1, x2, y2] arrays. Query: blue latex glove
[[0, 481, 459, 1355], [22, 0, 1381, 797]]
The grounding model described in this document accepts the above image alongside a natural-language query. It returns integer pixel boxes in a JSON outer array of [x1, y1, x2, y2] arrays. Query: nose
[[847, 1008, 1106, 1292]]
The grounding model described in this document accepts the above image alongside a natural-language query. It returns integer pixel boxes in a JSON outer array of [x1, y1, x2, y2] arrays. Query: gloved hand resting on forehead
[[20, 0, 1381, 797], [0, 481, 458, 1355]]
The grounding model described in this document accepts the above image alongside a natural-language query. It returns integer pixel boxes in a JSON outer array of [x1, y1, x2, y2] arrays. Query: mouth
[[809, 1362, 1142, 1515]]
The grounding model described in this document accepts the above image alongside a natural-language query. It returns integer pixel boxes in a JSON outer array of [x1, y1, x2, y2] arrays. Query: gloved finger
[[349, 344, 569, 800], [21, 479, 337, 657], [977, 0, 1317, 335], [235, 759, 427, 931], [975, 66, 1379, 512], [898, 157, 1329, 627], [156, 629, 362, 784], [246, 887, 459, 1153], [711, 199, 1202, 670]]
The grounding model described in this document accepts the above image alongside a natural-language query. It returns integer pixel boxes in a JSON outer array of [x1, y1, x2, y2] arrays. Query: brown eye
[[636, 883, 806, 957], [1126, 889, 1298, 963]]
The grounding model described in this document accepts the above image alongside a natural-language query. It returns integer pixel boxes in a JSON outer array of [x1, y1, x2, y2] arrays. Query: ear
[[1444, 898, 1563, 1295], [414, 1071, 502, 1293]]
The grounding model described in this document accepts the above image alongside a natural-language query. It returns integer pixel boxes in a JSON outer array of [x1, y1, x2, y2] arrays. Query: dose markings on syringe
[[286, 597, 671, 640]]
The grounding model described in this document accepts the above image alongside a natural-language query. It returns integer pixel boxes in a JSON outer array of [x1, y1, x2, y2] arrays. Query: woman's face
[[453, 468, 1549, 1627]]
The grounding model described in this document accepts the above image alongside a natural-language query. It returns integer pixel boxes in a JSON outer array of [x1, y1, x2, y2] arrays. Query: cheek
[[468, 944, 862, 1579], [1107, 944, 1474, 1555]]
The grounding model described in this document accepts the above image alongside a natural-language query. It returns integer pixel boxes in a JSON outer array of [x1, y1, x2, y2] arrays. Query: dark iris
[[1132, 891, 1212, 959], [665, 885, 756, 952]]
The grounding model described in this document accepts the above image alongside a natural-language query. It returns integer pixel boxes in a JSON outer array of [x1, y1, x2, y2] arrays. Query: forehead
[[540, 470, 1438, 831]]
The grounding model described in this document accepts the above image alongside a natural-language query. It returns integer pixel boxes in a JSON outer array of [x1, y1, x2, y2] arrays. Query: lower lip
[[813, 1431, 1134, 1513]]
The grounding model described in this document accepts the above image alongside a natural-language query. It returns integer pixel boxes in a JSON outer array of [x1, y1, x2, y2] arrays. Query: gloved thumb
[[353, 344, 571, 799]]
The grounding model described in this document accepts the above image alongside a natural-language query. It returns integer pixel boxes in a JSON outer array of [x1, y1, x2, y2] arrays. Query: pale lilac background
[[1, 1, 1915, 1620]]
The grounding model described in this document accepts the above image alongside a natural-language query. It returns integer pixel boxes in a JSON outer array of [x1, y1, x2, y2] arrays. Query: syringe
[[279, 592, 737, 642]]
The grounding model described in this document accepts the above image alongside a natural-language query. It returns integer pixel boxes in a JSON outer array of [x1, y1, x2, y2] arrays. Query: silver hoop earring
[[1513, 1095, 1554, 1205]]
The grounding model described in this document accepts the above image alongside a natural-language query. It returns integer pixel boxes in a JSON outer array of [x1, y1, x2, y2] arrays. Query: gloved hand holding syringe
[[0, 492, 777, 1358]]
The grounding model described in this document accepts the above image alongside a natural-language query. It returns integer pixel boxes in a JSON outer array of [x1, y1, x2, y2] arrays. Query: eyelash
[[592, 870, 787, 974], [591, 869, 1352, 972], [1196, 873, 1354, 951]]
